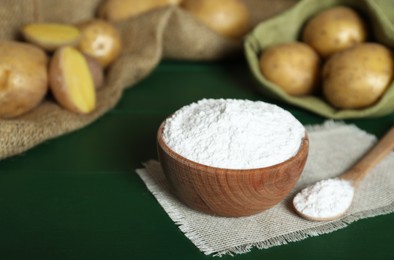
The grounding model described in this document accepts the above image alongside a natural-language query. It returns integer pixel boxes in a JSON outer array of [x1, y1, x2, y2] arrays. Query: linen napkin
[[135, 121, 394, 256]]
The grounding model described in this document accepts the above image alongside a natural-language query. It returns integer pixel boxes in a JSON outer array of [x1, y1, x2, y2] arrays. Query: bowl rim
[[157, 120, 309, 174]]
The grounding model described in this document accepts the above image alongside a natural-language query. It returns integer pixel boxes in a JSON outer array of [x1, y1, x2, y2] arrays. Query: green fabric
[[244, 0, 394, 119], [375, 0, 394, 25]]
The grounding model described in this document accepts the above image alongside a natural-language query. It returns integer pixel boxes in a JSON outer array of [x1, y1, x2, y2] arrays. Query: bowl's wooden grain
[[157, 121, 309, 217]]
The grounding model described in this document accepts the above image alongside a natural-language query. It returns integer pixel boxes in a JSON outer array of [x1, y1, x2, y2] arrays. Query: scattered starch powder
[[293, 178, 355, 219], [163, 99, 305, 169]]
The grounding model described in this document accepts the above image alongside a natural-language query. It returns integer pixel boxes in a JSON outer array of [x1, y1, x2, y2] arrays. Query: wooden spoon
[[293, 126, 394, 222]]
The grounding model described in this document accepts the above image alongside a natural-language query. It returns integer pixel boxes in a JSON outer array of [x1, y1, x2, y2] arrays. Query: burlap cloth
[[0, 0, 296, 160], [136, 122, 394, 256]]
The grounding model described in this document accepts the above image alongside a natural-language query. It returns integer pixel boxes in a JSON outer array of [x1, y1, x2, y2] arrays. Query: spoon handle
[[341, 126, 394, 186]]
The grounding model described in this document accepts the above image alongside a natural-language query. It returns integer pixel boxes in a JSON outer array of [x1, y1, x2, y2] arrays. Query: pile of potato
[[98, 0, 250, 39], [0, 19, 121, 119], [0, 0, 251, 119], [259, 6, 394, 109]]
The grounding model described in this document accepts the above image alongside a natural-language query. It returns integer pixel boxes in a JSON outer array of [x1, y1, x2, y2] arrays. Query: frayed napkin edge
[[212, 202, 394, 257], [136, 162, 394, 257], [136, 164, 217, 255], [135, 121, 392, 257]]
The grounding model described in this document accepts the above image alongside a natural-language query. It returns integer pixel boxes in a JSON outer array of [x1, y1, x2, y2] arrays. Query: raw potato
[[49, 46, 96, 114], [83, 54, 104, 89], [181, 0, 250, 39], [0, 41, 48, 118], [98, 0, 182, 22], [259, 42, 320, 96], [323, 43, 394, 109], [78, 19, 122, 68], [165, 0, 183, 4], [22, 23, 81, 51], [302, 6, 367, 58]]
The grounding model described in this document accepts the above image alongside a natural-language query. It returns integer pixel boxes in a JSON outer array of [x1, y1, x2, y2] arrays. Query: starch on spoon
[[293, 178, 354, 220]]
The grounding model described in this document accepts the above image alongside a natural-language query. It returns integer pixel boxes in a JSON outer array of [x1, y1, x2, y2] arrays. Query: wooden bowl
[[157, 121, 309, 217]]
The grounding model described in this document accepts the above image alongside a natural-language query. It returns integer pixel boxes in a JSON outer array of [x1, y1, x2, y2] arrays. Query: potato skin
[[181, 0, 250, 39], [165, 0, 183, 4], [49, 47, 96, 114], [49, 47, 77, 113], [302, 6, 367, 58], [83, 54, 104, 89], [0, 41, 48, 118], [78, 19, 122, 68], [323, 43, 394, 109], [98, 0, 182, 22], [259, 42, 320, 96]]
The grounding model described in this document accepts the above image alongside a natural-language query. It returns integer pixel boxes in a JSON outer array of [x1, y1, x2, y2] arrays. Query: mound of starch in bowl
[[163, 99, 305, 169]]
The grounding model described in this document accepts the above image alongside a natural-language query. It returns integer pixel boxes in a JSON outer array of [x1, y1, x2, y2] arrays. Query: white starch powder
[[163, 99, 305, 169], [293, 178, 354, 219]]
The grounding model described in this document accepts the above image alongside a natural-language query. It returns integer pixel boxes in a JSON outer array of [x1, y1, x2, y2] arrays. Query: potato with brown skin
[[165, 0, 183, 4], [259, 42, 320, 96], [49, 46, 96, 114], [181, 0, 250, 39], [302, 6, 367, 58], [323, 43, 393, 109], [77, 19, 122, 68], [0, 41, 48, 118], [21, 23, 81, 52], [83, 54, 104, 89], [98, 0, 183, 22]]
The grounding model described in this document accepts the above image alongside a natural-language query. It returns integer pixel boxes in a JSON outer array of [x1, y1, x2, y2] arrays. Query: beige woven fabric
[[136, 122, 394, 256], [0, 0, 296, 160]]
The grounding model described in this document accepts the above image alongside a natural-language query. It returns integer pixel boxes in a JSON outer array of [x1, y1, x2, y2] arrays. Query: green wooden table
[[1, 58, 393, 259]]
